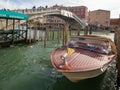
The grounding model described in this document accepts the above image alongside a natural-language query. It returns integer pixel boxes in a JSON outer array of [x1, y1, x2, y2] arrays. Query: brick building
[[110, 18, 120, 28], [51, 4, 67, 10], [88, 9, 110, 27], [110, 18, 120, 32], [51, 5, 88, 21], [67, 6, 88, 23]]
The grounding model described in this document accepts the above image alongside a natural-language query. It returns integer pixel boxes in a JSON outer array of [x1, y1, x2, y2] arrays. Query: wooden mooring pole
[[33, 23, 37, 43], [62, 28, 65, 46], [12, 19, 15, 44], [57, 28, 60, 43], [52, 28, 54, 40], [44, 27, 47, 48], [29, 24, 32, 43], [114, 27, 120, 89], [25, 21, 28, 42], [77, 25, 80, 36], [84, 26, 88, 35], [64, 21, 69, 45]]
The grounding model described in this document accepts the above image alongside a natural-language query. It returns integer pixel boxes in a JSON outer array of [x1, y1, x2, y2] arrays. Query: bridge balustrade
[[14, 8, 59, 15]]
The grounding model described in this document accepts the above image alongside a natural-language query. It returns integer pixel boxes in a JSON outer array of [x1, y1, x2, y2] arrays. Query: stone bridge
[[1, 8, 87, 30]]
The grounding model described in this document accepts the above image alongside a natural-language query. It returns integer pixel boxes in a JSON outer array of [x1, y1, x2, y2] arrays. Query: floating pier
[[0, 10, 29, 47]]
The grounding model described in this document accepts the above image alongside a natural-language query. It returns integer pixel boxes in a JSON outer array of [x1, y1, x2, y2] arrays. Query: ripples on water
[[0, 32, 117, 90]]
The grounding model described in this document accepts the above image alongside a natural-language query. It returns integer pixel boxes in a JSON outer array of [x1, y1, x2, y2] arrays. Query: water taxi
[[51, 35, 116, 82]]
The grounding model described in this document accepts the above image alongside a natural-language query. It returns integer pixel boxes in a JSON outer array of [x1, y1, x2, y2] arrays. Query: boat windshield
[[67, 37, 111, 54]]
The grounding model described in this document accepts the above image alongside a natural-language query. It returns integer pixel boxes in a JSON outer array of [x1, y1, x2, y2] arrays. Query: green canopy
[[0, 10, 29, 20]]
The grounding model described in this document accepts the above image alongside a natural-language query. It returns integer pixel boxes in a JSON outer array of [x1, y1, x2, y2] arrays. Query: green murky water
[[0, 31, 117, 90]]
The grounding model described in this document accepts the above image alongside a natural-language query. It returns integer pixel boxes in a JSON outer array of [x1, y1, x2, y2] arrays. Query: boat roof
[[69, 35, 112, 42], [69, 35, 116, 54], [0, 10, 29, 20]]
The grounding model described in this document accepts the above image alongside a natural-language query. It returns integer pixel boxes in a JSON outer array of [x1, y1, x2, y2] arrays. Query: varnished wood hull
[[62, 66, 107, 82]]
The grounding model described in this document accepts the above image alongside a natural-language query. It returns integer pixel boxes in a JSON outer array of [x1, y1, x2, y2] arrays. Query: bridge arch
[[28, 9, 86, 28]]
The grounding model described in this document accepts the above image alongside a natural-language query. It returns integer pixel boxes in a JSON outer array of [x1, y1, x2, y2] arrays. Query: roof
[[91, 9, 110, 12], [69, 6, 88, 9], [0, 10, 29, 20]]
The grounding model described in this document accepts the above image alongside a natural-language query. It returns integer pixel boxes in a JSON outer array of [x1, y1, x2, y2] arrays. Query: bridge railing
[[14, 8, 60, 15]]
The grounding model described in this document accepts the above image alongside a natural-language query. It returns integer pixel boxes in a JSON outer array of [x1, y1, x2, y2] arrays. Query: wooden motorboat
[[51, 35, 116, 82]]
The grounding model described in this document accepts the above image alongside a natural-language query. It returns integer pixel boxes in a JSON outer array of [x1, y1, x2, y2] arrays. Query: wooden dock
[[0, 30, 27, 47]]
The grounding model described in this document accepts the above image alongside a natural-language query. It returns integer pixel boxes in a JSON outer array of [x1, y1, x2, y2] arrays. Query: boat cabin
[[67, 35, 114, 55]]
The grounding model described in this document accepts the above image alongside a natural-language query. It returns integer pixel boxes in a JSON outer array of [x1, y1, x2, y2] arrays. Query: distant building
[[67, 6, 88, 23], [51, 5, 88, 22], [51, 4, 67, 10], [110, 18, 120, 31], [110, 18, 120, 27], [88, 9, 110, 27]]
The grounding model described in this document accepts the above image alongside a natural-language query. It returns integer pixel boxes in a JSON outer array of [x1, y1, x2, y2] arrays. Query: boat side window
[[67, 40, 77, 48], [95, 44, 111, 54], [79, 37, 86, 40], [68, 37, 112, 54]]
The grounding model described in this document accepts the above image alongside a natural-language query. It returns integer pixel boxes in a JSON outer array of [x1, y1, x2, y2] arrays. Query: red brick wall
[[89, 10, 110, 27], [68, 6, 88, 20]]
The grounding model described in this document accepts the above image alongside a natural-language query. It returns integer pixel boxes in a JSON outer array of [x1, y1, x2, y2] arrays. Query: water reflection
[[54, 72, 106, 90]]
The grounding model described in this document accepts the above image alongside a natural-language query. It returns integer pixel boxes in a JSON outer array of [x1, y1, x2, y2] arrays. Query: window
[[96, 11, 100, 15], [95, 18, 98, 24], [105, 18, 109, 23], [95, 18, 98, 21]]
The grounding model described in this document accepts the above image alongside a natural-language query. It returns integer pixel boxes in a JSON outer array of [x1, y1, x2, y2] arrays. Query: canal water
[[0, 31, 117, 90]]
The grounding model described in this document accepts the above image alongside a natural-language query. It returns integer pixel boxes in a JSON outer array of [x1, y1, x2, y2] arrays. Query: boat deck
[[51, 47, 115, 72]]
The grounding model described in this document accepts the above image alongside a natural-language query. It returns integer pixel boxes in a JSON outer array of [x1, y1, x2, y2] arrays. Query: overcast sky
[[0, 0, 120, 18]]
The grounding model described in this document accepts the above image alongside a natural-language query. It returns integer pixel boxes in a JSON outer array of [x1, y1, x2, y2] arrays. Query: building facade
[[110, 18, 120, 27], [67, 6, 88, 23], [110, 18, 120, 31], [88, 9, 110, 27]]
